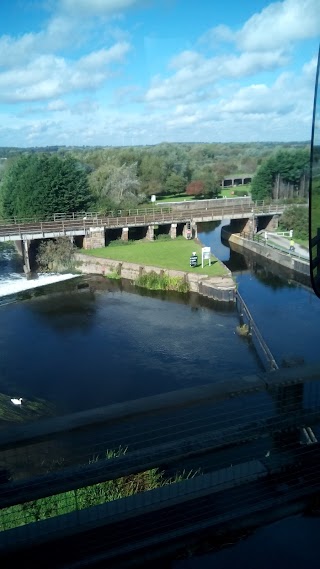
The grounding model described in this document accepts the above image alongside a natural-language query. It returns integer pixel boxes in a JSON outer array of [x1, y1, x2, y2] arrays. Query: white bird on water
[[10, 398, 23, 406]]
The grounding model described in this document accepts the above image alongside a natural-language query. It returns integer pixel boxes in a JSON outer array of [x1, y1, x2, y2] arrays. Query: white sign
[[202, 246, 211, 268]]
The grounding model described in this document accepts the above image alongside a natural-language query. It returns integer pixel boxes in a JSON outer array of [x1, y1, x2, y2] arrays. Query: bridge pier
[[146, 225, 155, 241], [170, 223, 177, 239], [182, 222, 197, 239], [121, 227, 129, 241], [22, 240, 31, 275], [83, 227, 105, 249]]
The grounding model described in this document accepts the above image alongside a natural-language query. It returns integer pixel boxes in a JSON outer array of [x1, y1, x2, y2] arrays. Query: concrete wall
[[222, 227, 309, 278], [74, 253, 236, 302]]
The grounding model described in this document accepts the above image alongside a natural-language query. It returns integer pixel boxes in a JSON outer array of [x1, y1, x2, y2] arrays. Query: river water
[[0, 227, 319, 567], [0, 242, 261, 414]]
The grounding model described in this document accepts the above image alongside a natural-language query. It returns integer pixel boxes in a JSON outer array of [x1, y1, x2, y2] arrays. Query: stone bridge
[[0, 198, 285, 273]]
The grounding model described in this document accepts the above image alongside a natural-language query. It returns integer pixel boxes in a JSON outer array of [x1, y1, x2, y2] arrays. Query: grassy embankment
[[292, 237, 309, 249], [81, 237, 228, 278]]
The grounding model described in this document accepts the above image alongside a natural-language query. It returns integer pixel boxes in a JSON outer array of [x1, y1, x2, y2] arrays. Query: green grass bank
[[81, 237, 228, 277]]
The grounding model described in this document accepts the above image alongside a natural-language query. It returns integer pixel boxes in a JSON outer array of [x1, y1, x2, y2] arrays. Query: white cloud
[[0, 16, 79, 68], [59, 0, 142, 15], [144, 0, 319, 108], [0, 41, 131, 102], [237, 0, 320, 52], [145, 50, 288, 104], [47, 99, 68, 111], [0, 0, 318, 145], [78, 43, 130, 70], [220, 83, 295, 114], [169, 50, 204, 70], [201, 0, 320, 54], [199, 24, 234, 47]]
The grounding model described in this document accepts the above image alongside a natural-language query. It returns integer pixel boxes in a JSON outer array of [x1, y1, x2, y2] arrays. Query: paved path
[[265, 233, 309, 260]]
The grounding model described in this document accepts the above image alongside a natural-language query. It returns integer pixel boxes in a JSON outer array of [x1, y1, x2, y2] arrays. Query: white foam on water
[[0, 273, 78, 298]]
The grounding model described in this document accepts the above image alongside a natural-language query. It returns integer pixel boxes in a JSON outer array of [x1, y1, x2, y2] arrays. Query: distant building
[[221, 174, 252, 188]]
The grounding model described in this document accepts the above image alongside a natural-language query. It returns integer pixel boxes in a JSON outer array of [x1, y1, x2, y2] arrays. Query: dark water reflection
[[0, 278, 261, 415], [198, 222, 320, 366], [174, 515, 320, 569]]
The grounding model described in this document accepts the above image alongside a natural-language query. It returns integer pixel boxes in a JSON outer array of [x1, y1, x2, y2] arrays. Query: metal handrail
[[240, 231, 309, 262]]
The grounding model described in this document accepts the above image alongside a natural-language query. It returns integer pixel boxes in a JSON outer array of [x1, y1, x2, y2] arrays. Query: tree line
[[251, 149, 309, 201], [0, 142, 309, 220]]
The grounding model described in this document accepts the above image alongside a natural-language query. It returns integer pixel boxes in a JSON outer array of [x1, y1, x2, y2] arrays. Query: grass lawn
[[82, 238, 228, 276], [219, 186, 251, 198], [143, 188, 252, 204], [293, 237, 309, 249]]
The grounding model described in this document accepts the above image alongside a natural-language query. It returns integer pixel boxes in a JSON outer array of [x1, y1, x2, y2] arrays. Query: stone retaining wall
[[74, 253, 236, 302]]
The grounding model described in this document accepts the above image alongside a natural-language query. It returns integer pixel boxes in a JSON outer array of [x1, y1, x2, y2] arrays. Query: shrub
[[155, 234, 172, 241], [107, 239, 134, 247], [36, 238, 76, 272], [136, 271, 189, 292], [279, 205, 308, 240]]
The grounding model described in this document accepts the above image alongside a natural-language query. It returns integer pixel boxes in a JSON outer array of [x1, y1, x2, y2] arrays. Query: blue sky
[[0, 0, 319, 146]]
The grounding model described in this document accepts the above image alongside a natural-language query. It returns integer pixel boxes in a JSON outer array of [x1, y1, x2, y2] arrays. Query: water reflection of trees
[[104, 275, 235, 314], [252, 265, 297, 290], [197, 221, 221, 234], [228, 241, 311, 290], [25, 287, 97, 332]]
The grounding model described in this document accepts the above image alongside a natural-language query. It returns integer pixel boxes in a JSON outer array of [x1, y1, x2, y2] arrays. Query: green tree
[[251, 162, 274, 201], [138, 154, 166, 195], [279, 205, 308, 240], [251, 149, 309, 201], [164, 172, 186, 195], [97, 162, 144, 209], [0, 154, 92, 220]]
